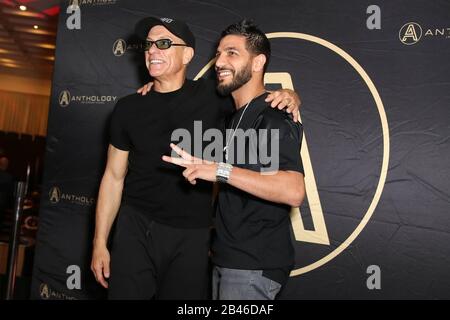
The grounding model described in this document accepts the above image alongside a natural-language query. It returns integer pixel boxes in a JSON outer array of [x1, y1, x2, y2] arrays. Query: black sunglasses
[[144, 39, 187, 50]]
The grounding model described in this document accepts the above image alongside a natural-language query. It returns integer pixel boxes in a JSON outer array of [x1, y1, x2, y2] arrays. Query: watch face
[[216, 163, 231, 183]]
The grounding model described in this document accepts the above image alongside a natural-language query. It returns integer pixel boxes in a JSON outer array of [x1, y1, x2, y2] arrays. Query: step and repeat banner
[[31, 0, 450, 299]]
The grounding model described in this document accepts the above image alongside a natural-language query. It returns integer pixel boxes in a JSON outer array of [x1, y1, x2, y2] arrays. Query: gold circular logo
[[399, 22, 423, 45], [40, 283, 50, 300], [59, 90, 71, 107], [113, 39, 127, 57], [195, 32, 390, 276], [49, 186, 61, 204]]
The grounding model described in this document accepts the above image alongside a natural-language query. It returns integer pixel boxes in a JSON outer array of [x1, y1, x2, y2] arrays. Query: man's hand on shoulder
[[265, 89, 301, 122], [137, 82, 154, 95]]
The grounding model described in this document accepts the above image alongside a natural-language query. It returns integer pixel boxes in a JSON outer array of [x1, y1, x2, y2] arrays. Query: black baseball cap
[[135, 16, 195, 49]]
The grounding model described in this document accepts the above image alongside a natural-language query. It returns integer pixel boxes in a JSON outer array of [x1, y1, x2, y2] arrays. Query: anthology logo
[[399, 22, 422, 45], [40, 283, 50, 300], [69, 0, 118, 6], [49, 186, 61, 204], [59, 90, 71, 107], [49, 186, 95, 207], [112, 38, 145, 57], [58, 89, 117, 107], [39, 283, 77, 300], [113, 39, 126, 56], [399, 22, 450, 45]]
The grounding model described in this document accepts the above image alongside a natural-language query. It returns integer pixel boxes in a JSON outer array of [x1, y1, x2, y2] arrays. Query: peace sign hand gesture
[[162, 143, 218, 185]]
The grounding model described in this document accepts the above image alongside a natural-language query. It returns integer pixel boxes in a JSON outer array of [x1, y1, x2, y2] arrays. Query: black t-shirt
[[110, 79, 233, 228], [212, 92, 304, 286]]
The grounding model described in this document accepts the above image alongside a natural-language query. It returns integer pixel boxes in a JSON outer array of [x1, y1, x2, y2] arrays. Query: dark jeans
[[108, 204, 210, 300]]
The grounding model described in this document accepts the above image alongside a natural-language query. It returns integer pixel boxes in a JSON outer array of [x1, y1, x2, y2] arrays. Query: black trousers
[[108, 204, 210, 300]]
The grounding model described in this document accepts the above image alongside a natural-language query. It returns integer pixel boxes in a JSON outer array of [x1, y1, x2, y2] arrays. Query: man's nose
[[148, 42, 159, 54], [215, 53, 225, 69]]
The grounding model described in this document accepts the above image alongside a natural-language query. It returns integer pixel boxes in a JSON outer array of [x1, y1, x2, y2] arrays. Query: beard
[[216, 63, 252, 96]]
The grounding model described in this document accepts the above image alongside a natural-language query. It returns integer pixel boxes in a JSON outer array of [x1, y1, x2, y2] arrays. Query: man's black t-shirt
[[212, 92, 304, 286], [110, 79, 233, 228]]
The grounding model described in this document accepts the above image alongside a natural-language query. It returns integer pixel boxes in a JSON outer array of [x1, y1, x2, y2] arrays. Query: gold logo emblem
[[49, 187, 61, 204], [59, 90, 71, 107], [40, 283, 50, 300], [399, 22, 423, 45], [113, 39, 126, 56]]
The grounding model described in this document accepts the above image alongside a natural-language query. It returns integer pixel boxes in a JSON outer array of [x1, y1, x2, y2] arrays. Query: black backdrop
[[31, 0, 450, 299]]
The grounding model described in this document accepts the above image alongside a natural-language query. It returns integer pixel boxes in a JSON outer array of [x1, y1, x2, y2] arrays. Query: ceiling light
[[35, 43, 56, 50], [0, 58, 17, 64], [19, 5, 27, 11], [1, 62, 21, 68], [34, 25, 39, 29]]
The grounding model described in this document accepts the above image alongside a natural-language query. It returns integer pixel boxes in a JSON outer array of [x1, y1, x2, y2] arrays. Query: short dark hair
[[221, 19, 271, 73]]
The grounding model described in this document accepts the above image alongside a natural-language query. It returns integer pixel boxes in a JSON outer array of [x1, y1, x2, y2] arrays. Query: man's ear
[[183, 47, 194, 65], [252, 54, 266, 72]]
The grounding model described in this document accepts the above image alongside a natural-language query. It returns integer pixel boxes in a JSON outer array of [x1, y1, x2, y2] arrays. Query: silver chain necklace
[[223, 100, 252, 162]]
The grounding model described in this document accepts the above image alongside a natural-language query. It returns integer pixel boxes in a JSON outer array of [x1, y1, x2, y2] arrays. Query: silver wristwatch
[[216, 162, 233, 183]]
